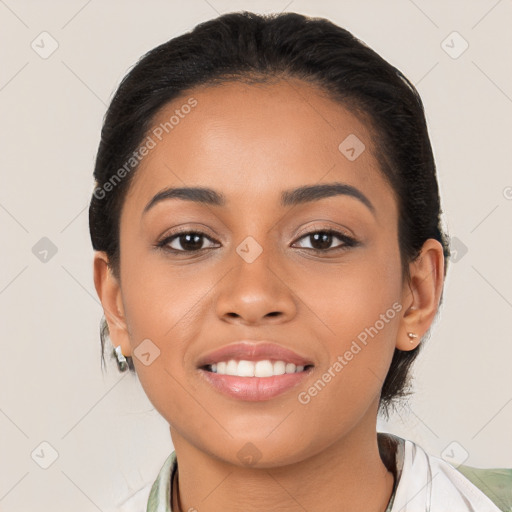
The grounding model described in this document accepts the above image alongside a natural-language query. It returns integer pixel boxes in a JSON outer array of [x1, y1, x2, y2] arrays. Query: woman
[[89, 11, 511, 512]]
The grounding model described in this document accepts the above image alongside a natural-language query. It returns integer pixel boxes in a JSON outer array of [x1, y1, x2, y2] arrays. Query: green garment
[[456, 464, 512, 511], [146, 434, 512, 511]]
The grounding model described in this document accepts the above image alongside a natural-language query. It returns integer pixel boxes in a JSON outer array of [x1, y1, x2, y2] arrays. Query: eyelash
[[155, 228, 359, 255]]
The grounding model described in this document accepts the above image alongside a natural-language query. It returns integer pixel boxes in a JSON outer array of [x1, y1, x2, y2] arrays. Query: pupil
[[311, 232, 331, 250], [181, 234, 203, 250]]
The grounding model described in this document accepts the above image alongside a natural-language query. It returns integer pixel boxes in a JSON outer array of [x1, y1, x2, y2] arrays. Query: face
[[101, 78, 418, 467]]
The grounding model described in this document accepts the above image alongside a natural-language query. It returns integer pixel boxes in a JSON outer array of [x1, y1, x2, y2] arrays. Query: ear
[[396, 238, 445, 351], [93, 251, 132, 357]]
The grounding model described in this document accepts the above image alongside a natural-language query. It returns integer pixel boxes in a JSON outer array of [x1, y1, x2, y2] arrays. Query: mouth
[[201, 360, 314, 377], [196, 340, 314, 369], [196, 341, 315, 401]]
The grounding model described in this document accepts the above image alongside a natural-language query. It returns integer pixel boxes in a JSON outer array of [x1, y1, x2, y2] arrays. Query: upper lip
[[197, 341, 314, 368]]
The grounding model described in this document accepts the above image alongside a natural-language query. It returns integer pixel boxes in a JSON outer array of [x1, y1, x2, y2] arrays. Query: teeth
[[238, 360, 255, 377], [255, 360, 273, 377], [208, 359, 307, 377], [226, 360, 238, 375]]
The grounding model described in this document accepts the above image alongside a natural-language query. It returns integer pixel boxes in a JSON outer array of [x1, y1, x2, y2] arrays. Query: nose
[[215, 245, 298, 326]]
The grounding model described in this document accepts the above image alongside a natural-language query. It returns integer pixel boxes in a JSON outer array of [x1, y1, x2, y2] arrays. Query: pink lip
[[199, 367, 314, 401], [196, 341, 314, 368]]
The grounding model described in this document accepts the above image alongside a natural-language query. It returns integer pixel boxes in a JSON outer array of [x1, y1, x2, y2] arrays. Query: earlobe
[[396, 238, 445, 351], [93, 252, 132, 357]]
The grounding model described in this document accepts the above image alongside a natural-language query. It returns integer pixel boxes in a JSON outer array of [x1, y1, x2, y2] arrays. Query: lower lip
[[199, 368, 313, 401]]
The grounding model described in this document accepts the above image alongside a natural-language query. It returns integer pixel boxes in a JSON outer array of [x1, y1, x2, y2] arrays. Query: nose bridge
[[215, 232, 296, 323], [230, 211, 280, 278], [232, 232, 281, 296]]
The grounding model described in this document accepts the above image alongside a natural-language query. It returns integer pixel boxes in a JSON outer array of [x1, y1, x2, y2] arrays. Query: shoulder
[[107, 451, 177, 512], [407, 438, 512, 512], [383, 432, 512, 512], [146, 451, 177, 511], [455, 464, 512, 512]]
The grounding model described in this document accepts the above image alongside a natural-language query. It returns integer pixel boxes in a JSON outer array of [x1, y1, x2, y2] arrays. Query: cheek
[[120, 292, 203, 431], [120, 240, 208, 342], [297, 247, 402, 398], [118, 245, 222, 417], [300, 245, 402, 339]]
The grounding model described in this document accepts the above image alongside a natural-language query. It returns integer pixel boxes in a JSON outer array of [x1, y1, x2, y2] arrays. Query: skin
[[94, 78, 445, 512]]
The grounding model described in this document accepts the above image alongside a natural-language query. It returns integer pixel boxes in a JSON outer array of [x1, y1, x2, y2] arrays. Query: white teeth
[[285, 363, 295, 374], [273, 360, 286, 375], [254, 360, 273, 377], [209, 359, 307, 377], [237, 360, 255, 377], [226, 360, 238, 375]]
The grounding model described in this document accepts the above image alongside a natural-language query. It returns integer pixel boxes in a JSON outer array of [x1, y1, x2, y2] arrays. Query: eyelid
[[293, 221, 355, 240], [158, 223, 219, 242], [292, 228, 358, 250]]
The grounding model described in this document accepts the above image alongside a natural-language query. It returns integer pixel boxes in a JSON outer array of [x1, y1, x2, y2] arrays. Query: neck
[[170, 404, 395, 512]]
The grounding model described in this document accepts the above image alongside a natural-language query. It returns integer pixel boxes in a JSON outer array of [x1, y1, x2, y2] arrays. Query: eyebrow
[[142, 182, 375, 216]]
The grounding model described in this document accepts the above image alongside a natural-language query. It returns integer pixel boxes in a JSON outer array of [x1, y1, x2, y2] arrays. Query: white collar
[[124, 433, 506, 511], [389, 435, 503, 511]]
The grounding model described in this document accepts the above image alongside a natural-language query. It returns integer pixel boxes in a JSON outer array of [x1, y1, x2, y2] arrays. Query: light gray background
[[1, 0, 511, 510]]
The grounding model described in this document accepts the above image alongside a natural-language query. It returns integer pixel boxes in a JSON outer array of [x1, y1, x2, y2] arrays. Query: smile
[[205, 359, 312, 377]]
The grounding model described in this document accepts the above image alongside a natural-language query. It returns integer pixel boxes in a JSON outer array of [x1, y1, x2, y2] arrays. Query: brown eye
[[293, 230, 358, 252], [157, 231, 219, 252]]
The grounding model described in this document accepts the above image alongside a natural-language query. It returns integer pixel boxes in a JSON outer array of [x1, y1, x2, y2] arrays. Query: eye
[[292, 229, 358, 253], [156, 230, 219, 253], [155, 228, 359, 255]]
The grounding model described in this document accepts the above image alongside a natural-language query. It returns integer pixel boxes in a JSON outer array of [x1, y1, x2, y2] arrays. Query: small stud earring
[[113, 345, 128, 372], [407, 332, 418, 342]]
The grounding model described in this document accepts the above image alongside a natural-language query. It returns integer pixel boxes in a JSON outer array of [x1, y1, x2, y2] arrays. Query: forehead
[[123, 78, 394, 219]]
